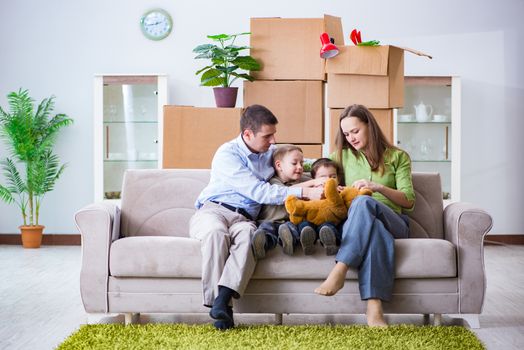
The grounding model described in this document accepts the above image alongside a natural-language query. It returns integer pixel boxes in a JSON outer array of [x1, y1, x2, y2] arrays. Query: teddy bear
[[285, 178, 373, 226]]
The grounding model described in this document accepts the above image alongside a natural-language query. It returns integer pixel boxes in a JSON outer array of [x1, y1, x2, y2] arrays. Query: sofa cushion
[[110, 236, 202, 278], [110, 237, 456, 280]]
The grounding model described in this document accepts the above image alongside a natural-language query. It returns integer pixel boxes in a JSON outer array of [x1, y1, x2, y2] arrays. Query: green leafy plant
[[0, 89, 73, 226], [193, 32, 261, 87]]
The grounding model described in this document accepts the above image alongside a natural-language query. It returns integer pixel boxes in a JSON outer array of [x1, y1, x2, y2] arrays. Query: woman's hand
[[352, 179, 382, 192], [352, 179, 413, 209]]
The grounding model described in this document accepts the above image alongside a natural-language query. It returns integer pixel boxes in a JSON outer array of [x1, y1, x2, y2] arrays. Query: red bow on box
[[350, 29, 380, 46]]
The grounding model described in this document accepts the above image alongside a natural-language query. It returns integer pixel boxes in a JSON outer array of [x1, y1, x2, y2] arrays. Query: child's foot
[[314, 263, 347, 296], [251, 229, 267, 260], [366, 299, 388, 327], [319, 226, 338, 256], [300, 226, 316, 255], [278, 224, 294, 256]]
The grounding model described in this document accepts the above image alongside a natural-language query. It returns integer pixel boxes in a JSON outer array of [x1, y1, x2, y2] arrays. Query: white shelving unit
[[394, 76, 461, 201], [93, 74, 168, 202]]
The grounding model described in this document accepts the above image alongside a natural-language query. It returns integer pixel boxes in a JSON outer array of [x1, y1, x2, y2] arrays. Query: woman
[[314, 104, 415, 327]]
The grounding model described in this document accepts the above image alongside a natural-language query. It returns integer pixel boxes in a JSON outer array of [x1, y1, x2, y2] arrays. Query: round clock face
[[140, 9, 173, 41]]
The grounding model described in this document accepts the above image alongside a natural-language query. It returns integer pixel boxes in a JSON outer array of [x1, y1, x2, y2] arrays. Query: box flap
[[323, 14, 344, 46], [396, 46, 432, 59]]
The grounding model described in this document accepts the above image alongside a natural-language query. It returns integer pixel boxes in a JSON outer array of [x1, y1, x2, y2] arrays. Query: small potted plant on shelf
[[0, 89, 73, 248], [193, 32, 261, 107]]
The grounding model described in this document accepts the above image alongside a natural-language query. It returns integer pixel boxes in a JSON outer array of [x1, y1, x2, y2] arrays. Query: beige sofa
[[74, 169, 492, 327]]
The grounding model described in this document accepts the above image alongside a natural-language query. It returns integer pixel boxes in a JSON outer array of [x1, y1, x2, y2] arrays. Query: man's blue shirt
[[195, 134, 301, 219]]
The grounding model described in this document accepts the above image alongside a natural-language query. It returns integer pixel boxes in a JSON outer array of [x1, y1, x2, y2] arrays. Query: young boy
[[306, 158, 344, 256], [251, 145, 324, 259]]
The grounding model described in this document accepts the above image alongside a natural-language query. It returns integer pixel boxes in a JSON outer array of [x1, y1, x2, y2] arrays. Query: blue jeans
[[257, 221, 279, 250], [317, 222, 342, 243], [336, 196, 409, 302]]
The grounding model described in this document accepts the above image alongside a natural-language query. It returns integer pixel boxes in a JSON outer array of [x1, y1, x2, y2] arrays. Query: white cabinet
[[394, 76, 461, 200], [93, 74, 168, 201]]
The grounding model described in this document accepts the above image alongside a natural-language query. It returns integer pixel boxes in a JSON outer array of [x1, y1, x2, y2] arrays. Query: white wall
[[0, 0, 523, 234]]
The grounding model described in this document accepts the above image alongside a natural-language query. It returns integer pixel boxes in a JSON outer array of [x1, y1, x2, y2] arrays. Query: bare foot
[[367, 299, 388, 327], [314, 262, 348, 296]]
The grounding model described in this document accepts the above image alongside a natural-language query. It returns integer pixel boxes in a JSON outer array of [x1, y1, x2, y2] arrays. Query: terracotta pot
[[20, 225, 44, 249], [213, 87, 238, 108]]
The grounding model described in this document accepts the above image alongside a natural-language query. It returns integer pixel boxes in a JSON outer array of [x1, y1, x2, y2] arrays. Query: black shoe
[[252, 229, 268, 260], [210, 303, 234, 325], [212, 306, 234, 330], [319, 226, 338, 256], [300, 226, 316, 255], [278, 224, 294, 256]]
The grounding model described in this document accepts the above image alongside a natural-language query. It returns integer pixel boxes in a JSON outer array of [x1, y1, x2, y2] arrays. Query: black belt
[[210, 200, 253, 221]]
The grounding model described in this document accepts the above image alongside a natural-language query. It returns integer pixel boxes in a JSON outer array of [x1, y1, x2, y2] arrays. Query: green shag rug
[[57, 324, 484, 350]]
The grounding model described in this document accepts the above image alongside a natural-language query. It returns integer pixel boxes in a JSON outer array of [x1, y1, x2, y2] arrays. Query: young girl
[[297, 158, 345, 256], [314, 104, 415, 327]]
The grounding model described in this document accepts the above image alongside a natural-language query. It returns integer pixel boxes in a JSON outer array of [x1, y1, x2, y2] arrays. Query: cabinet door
[[395, 76, 460, 201], [94, 75, 168, 201]]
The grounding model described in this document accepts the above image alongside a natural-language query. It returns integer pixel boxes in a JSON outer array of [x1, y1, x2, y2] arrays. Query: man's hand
[[302, 186, 324, 200]]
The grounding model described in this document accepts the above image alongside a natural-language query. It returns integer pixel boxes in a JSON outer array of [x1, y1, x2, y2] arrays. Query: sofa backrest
[[406, 172, 444, 239], [119, 169, 443, 239], [120, 169, 210, 237]]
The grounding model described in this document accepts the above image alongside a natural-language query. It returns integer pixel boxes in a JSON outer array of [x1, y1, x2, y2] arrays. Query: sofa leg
[[274, 313, 283, 325], [124, 313, 140, 325], [423, 314, 430, 325], [433, 313, 442, 326]]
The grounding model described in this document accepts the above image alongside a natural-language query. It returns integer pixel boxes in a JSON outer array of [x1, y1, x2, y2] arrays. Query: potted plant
[[193, 32, 261, 107], [0, 89, 73, 248]]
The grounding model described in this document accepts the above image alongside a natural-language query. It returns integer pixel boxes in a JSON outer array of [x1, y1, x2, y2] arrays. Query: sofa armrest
[[443, 202, 493, 313], [74, 202, 121, 313]]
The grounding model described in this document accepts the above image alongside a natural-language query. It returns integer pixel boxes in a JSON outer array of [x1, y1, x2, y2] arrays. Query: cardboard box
[[163, 106, 241, 169], [244, 80, 324, 143], [326, 45, 405, 108], [250, 15, 344, 81], [328, 108, 394, 153], [276, 144, 323, 159]]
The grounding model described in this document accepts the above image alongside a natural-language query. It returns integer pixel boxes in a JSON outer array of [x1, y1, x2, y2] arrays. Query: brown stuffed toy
[[285, 178, 373, 226]]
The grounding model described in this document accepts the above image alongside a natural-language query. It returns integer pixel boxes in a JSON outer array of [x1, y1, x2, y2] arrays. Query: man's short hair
[[272, 144, 303, 163], [240, 104, 278, 134]]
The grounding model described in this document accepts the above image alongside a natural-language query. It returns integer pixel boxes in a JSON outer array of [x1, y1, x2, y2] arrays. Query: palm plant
[[0, 89, 73, 226], [193, 32, 261, 87]]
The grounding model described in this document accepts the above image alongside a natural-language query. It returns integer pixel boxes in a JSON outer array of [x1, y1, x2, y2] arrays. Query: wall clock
[[140, 9, 173, 41]]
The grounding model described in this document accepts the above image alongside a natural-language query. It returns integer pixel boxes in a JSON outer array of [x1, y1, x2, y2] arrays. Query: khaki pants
[[189, 201, 257, 306]]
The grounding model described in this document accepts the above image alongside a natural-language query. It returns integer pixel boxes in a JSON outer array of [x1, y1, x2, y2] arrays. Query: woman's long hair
[[335, 104, 396, 174]]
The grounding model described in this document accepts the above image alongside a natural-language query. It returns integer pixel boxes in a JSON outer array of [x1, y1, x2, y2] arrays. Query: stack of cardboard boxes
[[163, 14, 414, 168], [245, 15, 344, 159]]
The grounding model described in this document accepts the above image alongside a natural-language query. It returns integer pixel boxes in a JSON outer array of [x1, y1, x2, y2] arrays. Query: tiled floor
[[0, 244, 523, 349]]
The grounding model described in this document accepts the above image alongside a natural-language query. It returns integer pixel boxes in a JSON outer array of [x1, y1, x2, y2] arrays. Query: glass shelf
[[103, 121, 158, 124], [398, 121, 451, 124], [104, 160, 158, 163], [412, 160, 451, 163]]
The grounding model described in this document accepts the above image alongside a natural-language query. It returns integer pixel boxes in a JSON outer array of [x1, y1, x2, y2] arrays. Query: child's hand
[[313, 178, 326, 187]]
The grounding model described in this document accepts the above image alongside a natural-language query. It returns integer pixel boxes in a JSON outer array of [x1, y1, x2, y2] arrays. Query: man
[[189, 104, 323, 330]]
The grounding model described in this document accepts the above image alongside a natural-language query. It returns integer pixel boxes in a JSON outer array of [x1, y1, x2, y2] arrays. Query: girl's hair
[[335, 104, 396, 174], [272, 144, 303, 163], [310, 158, 344, 185]]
